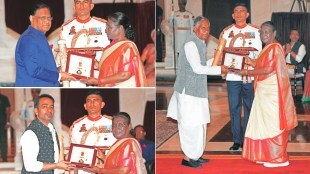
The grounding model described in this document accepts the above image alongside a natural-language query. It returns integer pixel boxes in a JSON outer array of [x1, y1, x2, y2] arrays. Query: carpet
[[156, 154, 310, 174], [156, 110, 178, 148]]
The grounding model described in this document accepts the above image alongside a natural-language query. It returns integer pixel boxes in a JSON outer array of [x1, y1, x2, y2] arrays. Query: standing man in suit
[[15, 2, 74, 87], [220, 2, 262, 151]]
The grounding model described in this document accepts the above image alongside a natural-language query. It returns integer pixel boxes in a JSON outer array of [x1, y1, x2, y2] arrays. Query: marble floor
[[156, 77, 310, 156]]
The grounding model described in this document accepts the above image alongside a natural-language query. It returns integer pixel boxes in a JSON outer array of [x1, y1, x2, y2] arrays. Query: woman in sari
[[83, 112, 147, 174], [236, 21, 297, 168], [81, 12, 146, 87], [302, 70, 310, 103]]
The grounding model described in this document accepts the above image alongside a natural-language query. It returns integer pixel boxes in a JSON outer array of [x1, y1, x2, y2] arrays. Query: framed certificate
[[65, 52, 95, 79], [222, 52, 245, 70], [67, 143, 97, 168]]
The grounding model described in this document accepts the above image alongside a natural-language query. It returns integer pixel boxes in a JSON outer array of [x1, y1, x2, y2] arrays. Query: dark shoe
[[181, 159, 202, 168], [196, 157, 210, 163], [229, 143, 241, 151]]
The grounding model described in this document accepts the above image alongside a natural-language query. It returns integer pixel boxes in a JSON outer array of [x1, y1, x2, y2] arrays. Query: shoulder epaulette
[[61, 18, 75, 29], [72, 115, 87, 125], [103, 114, 113, 120], [248, 23, 259, 29], [222, 24, 234, 31], [93, 16, 107, 23]]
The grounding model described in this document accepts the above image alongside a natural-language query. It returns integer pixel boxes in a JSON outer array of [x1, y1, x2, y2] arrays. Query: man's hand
[[80, 77, 98, 85], [221, 65, 229, 74], [5, 122, 10, 129], [60, 72, 76, 81], [56, 161, 75, 171]]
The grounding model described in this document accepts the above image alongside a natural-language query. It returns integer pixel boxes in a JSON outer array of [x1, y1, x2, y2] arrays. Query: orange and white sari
[[103, 138, 147, 174], [242, 43, 297, 163], [98, 40, 147, 87]]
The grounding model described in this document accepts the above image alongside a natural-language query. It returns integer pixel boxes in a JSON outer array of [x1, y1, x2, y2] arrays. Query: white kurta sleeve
[[295, 44, 306, 63], [20, 130, 43, 172], [184, 41, 221, 75]]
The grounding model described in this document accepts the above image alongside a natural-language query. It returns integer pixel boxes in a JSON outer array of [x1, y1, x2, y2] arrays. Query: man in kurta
[[167, 16, 227, 168]]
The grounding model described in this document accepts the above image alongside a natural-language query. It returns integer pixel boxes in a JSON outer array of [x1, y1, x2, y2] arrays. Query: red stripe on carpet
[[156, 157, 309, 174]]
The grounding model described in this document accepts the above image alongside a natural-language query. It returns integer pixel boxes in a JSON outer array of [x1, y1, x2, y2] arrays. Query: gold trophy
[[57, 39, 70, 87]]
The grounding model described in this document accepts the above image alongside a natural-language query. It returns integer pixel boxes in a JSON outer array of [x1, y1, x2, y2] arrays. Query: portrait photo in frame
[[222, 52, 245, 70], [65, 52, 95, 79], [67, 143, 97, 168]]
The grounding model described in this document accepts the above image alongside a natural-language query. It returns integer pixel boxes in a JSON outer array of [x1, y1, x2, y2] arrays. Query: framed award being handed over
[[67, 143, 97, 168], [65, 52, 95, 79]]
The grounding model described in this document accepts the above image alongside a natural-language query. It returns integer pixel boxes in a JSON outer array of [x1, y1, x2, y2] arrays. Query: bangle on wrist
[[54, 163, 57, 169]]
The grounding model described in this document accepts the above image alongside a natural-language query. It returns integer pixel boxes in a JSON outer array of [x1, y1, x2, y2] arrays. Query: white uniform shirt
[[70, 115, 116, 147], [170, 11, 194, 53], [20, 123, 59, 174], [70, 115, 116, 174], [59, 17, 110, 87], [221, 24, 262, 81]]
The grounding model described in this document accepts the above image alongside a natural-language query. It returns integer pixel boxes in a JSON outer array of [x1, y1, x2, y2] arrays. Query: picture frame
[[67, 143, 97, 168], [65, 52, 95, 79], [222, 52, 245, 70]]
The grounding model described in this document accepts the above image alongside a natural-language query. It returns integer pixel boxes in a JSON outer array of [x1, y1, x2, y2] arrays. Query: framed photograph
[[65, 52, 95, 79], [222, 52, 245, 70], [67, 143, 97, 168]]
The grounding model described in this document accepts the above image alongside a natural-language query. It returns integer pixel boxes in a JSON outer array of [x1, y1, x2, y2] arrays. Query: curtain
[[143, 101, 155, 142], [4, 0, 64, 37], [271, 12, 310, 69], [60, 89, 119, 127], [92, 2, 155, 54]]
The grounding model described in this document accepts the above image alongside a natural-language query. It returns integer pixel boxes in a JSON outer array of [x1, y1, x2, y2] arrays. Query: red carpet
[[156, 154, 310, 174]]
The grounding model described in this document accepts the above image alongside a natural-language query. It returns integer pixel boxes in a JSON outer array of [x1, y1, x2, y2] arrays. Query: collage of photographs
[[0, 0, 309, 173]]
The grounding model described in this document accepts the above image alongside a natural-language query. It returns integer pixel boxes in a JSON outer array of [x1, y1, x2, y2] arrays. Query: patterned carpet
[[156, 110, 178, 148]]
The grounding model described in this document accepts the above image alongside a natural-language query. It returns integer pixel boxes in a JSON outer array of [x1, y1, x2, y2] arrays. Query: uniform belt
[[175, 27, 191, 30]]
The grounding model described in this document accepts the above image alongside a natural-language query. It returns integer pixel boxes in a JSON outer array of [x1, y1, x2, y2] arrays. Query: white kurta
[[167, 40, 221, 159], [20, 123, 59, 174]]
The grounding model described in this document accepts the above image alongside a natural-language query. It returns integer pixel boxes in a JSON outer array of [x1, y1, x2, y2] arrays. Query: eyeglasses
[[34, 16, 53, 21]]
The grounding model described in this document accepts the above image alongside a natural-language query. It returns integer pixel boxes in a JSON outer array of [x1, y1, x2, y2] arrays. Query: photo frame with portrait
[[67, 143, 97, 168], [65, 52, 95, 79], [222, 52, 245, 70]]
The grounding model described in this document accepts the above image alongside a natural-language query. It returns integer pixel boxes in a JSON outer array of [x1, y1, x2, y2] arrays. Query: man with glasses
[[15, 2, 74, 87], [57, 0, 110, 87], [219, 2, 262, 151]]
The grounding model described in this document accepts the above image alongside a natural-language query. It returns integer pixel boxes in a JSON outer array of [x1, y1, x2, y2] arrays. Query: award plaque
[[65, 52, 95, 79], [222, 53, 245, 70], [67, 143, 97, 168]]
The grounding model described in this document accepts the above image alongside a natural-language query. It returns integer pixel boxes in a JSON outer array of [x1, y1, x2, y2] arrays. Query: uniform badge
[[184, 15, 189, 19], [79, 124, 87, 132], [245, 32, 255, 38], [89, 27, 102, 35], [69, 26, 76, 35], [229, 30, 234, 38], [99, 126, 105, 133]]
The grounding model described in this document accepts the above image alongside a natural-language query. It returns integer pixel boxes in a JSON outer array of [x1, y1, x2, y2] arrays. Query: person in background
[[134, 125, 155, 174], [284, 29, 306, 74], [0, 91, 10, 162]]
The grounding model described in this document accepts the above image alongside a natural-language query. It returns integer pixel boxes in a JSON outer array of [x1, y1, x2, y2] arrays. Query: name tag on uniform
[[245, 32, 255, 39], [183, 15, 189, 19], [89, 27, 102, 35]]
